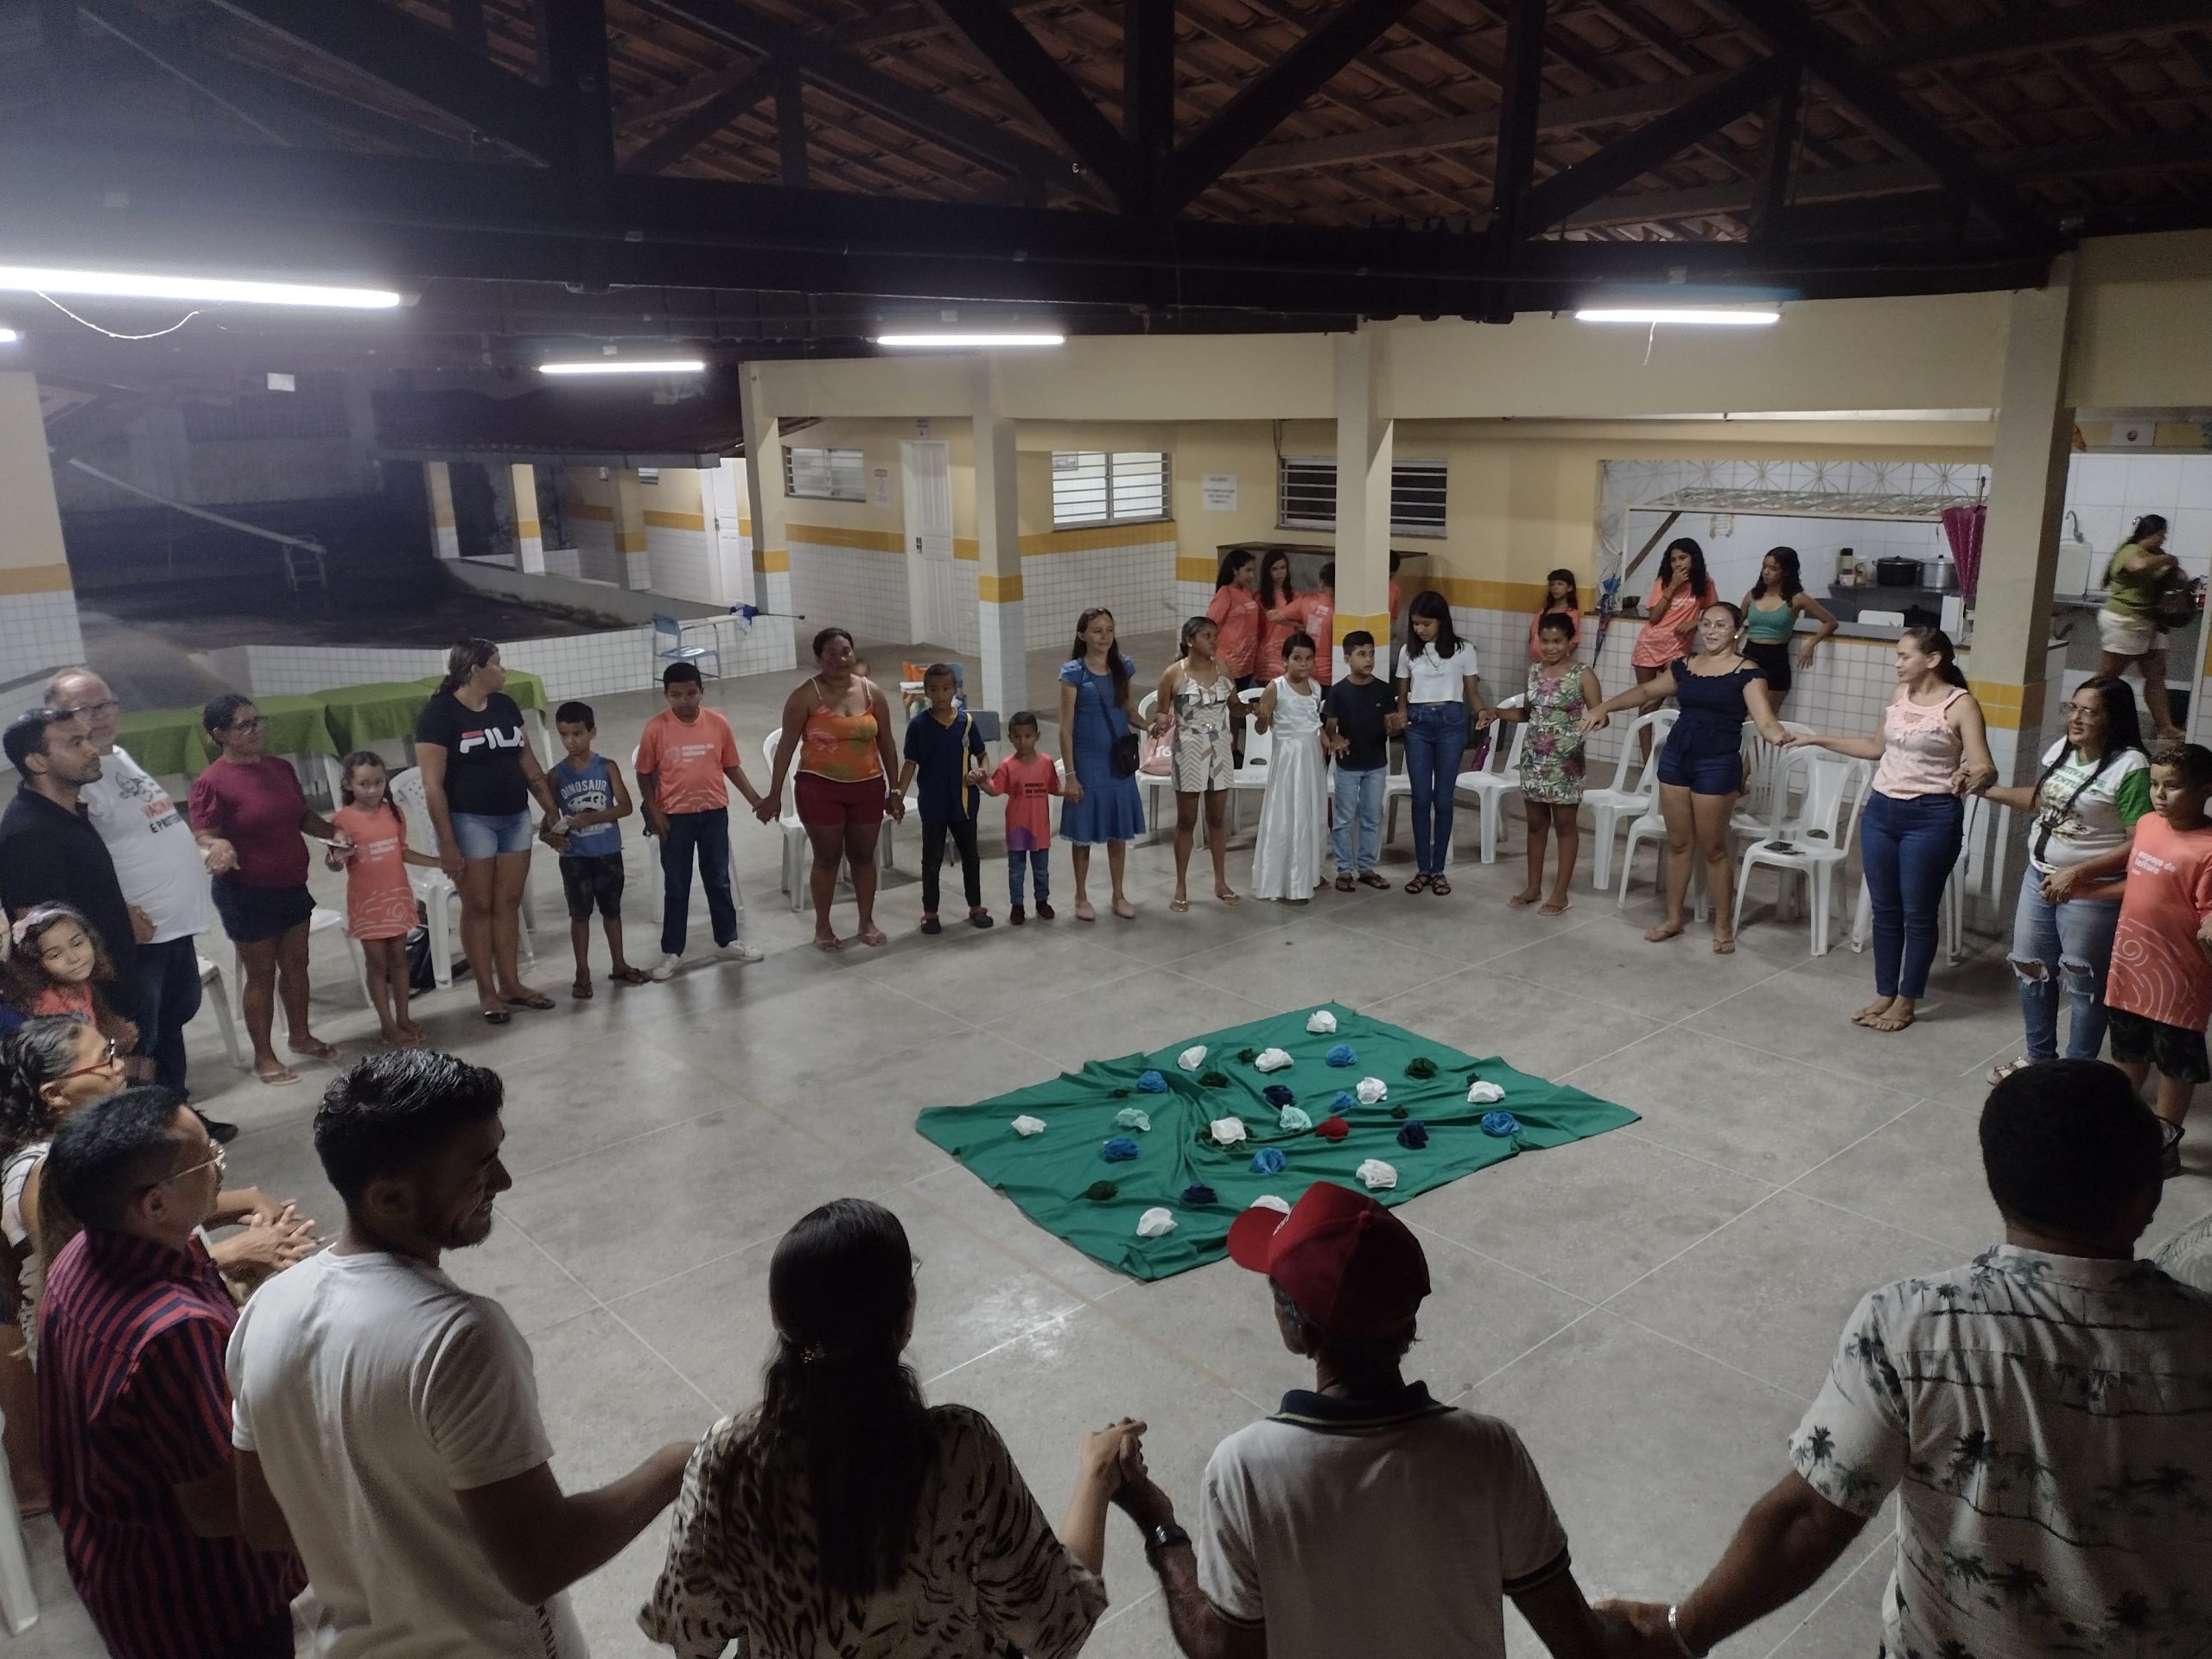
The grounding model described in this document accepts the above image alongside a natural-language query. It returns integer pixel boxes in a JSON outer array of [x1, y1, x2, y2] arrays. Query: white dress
[[1252, 676, 1328, 900]]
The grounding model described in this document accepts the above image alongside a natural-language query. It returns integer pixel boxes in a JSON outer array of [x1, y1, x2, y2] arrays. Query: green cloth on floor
[[915, 1003, 1639, 1281], [321, 671, 546, 753]]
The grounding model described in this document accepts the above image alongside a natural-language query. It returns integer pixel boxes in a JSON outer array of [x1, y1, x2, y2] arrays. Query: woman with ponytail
[[642, 1198, 1135, 1657], [413, 639, 562, 1023], [1787, 627, 1994, 1033]]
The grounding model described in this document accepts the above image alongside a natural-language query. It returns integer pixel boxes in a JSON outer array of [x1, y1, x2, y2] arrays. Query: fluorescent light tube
[[538, 359, 707, 376], [1574, 308, 1780, 327], [0, 329, 16, 343], [0, 265, 400, 309], [873, 332, 1065, 348]]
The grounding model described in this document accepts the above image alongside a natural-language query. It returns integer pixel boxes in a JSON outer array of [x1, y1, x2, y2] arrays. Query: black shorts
[[211, 879, 315, 944], [1744, 640, 1792, 696], [2107, 1007, 2211, 1084], [559, 852, 626, 921]]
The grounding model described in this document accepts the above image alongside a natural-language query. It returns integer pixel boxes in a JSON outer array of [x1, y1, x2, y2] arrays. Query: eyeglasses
[[224, 715, 264, 734], [59, 1036, 122, 1080], [2063, 702, 2107, 719], [156, 1141, 226, 1187], [56, 699, 119, 720]]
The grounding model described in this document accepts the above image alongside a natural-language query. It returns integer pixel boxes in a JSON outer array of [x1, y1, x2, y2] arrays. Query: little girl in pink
[[327, 752, 441, 1046]]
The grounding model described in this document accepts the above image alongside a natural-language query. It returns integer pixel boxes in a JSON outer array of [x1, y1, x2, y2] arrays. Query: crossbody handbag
[[1092, 665, 1141, 777]]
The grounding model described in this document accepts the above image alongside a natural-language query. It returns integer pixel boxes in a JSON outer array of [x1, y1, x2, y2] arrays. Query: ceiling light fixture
[[1574, 307, 1780, 327], [873, 332, 1065, 349], [0, 328, 16, 343], [538, 359, 707, 376], [0, 265, 400, 309]]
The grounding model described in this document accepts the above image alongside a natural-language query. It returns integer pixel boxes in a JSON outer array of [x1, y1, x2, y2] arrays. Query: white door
[[902, 440, 957, 646]]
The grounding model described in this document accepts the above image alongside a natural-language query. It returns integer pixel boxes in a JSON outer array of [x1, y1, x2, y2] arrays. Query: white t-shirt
[[1395, 642, 1478, 704], [2028, 738, 2152, 876], [1197, 1386, 1569, 1659], [79, 745, 210, 941], [227, 1248, 586, 1659]]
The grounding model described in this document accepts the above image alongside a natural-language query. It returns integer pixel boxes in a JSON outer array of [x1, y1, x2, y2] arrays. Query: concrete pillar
[[424, 461, 461, 560], [613, 468, 652, 591], [505, 463, 546, 574], [739, 365, 794, 620], [1966, 266, 2077, 907], [972, 360, 1026, 719], [0, 372, 86, 689], [1332, 329, 1394, 680]]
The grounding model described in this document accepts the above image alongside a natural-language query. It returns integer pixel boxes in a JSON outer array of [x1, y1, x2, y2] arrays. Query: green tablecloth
[[321, 671, 548, 753], [117, 695, 336, 779]]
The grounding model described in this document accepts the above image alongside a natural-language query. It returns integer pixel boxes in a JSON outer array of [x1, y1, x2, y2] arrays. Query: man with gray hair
[[46, 668, 232, 1102]]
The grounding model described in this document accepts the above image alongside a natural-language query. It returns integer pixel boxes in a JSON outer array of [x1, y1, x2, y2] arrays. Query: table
[[116, 695, 337, 784], [319, 671, 552, 766]]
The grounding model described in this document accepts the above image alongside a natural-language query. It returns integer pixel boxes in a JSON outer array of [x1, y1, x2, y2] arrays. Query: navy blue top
[[552, 754, 621, 857], [904, 708, 987, 824], [1667, 662, 1766, 757]]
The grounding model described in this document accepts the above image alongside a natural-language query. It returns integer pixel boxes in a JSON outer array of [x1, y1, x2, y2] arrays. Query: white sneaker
[[648, 953, 683, 982], [716, 939, 764, 963]]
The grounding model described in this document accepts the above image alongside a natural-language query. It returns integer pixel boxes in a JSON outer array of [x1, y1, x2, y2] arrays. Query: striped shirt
[[38, 1228, 305, 1659]]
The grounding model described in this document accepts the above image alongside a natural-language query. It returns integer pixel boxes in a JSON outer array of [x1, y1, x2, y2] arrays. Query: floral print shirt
[[1790, 1246, 2212, 1659]]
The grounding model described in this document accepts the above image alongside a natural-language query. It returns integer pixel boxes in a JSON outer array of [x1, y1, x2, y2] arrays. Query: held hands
[[887, 793, 906, 823], [1324, 732, 1351, 758], [200, 836, 239, 876], [646, 808, 671, 840], [963, 766, 991, 788], [129, 905, 156, 944], [2041, 864, 2087, 904], [1951, 760, 1998, 796], [1591, 1599, 1684, 1659], [1064, 775, 1084, 804], [438, 845, 466, 880], [1384, 709, 1408, 735], [1078, 1417, 1147, 1492], [1576, 709, 1611, 735], [753, 791, 780, 824]]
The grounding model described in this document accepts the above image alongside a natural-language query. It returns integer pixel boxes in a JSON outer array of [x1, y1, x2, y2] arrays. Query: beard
[[429, 1201, 497, 1251]]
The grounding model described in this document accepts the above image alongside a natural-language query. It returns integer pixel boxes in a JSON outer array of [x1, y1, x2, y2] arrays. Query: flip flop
[[610, 965, 652, 985], [1335, 874, 1357, 893], [254, 1064, 301, 1086], [505, 991, 556, 1011], [1169, 897, 1191, 912], [859, 925, 889, 946], [813, 934, 843, 953], [1359, 870, 1390, 889], [571, 979, 594, 999], [289, 1039, 339, 1060], [1216, 889, 1241, 905], [480, 1007, 512, 1026]]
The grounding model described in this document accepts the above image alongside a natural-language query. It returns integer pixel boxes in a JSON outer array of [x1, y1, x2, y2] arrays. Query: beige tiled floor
[[18, 626, 2211, 1657]]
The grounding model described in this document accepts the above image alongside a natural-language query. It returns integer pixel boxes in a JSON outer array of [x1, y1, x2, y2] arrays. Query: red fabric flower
[[1315, 1116, 1351, 1141]]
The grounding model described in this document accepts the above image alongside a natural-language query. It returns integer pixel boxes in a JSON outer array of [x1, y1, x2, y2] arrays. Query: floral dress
[[1169, 665, 1236, 793], [1519, 660, 1590, 805]]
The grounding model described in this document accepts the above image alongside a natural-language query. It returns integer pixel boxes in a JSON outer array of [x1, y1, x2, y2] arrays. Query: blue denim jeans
[[2010, 868, 2120, 1061], [136, 935, 203, 1097], [1332, 766, 1386, 874], [1008, 849, 1050, 908], [659, 808, 740, 955], [1859, 791, 1964, 999], [1403, 703, 1468, 876]]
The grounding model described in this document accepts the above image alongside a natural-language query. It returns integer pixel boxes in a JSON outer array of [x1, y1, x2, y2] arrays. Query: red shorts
[[795, 772, 887, 828]]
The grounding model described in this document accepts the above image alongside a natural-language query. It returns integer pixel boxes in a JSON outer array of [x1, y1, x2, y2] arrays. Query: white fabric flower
[[1305, 1009, 1338, 1034], [1209, 1116, 1249, 1147], [1012, 1115, 1047, 1137], [1254, 1047, 1293, 1072], [1136, 1207, 1177, 1238], [1356, 1158, 1398, 1192], [1466, 1081, 1506, 1104], [1355, 1077, 1389, 1105], [1249, 1194, 1292, 1216], [1178, 1045, 1209, 1071]]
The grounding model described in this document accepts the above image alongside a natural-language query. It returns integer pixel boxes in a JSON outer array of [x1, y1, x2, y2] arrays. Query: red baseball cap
[[1226, 1182, 1430, 1339]]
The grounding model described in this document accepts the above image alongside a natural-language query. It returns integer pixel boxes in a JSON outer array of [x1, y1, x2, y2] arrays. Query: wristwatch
[[1143, 1522, 1192, 1560]]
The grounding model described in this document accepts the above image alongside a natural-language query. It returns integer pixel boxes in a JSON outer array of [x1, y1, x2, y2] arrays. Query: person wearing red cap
[[1109, 1182, 1629, 1659]]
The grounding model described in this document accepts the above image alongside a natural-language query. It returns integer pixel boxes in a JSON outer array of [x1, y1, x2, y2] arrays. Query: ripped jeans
[[2009, 867, 2121, 1063]]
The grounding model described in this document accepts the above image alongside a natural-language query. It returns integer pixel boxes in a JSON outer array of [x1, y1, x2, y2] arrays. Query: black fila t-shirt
[[413, 691, 530, 815]]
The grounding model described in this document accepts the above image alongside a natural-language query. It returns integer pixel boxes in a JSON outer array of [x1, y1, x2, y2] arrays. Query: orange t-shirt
[[2106, 812, 2212, 1031], [1292, 594, 1335, 683], [639, 709, 741, 815], [333, 803, 416, 941], [1206, 585, 1262, 679]]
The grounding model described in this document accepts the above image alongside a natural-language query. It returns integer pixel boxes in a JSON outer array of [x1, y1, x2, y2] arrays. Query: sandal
[[504, 990, 556, 1011], [814, 933, 843, 953], [571, 978, 594, 1000], [288, 1037, 339, 1060], [610, 965, 652, 985], [858, 925, 889, 946], [1405, 874, 1432, 893], [1429, 876, 1452, 896], [1216, 888, 1241, 906], [254, 1062, 301, 1086], [1169, 897, 1191, 912], [480, 1007, 512, 1027], [1335, 873, 1357, 893], [1359, 870, 1390, 890], [1986, 1057, 2032, 1085]]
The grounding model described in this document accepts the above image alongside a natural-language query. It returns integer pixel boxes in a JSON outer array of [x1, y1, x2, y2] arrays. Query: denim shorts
[[1656, 741, 1744, 796], [450, 809, 536, 861]]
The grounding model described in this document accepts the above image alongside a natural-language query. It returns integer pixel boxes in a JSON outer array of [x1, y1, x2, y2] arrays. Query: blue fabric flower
[[1325, 1042, 1357, 1067], [1331, 1090, 1356, 1114], [1102, 1136, 1141, 1162], [1181, 1183, 1217, 1206], [1480, 1110, 1520, 1138], [1263, 1084, 1295, 1108], [1136, 1070, 1167, 1094], [1396, 1121, 1429, 1150], [1250, 1147, 1287, 1175]]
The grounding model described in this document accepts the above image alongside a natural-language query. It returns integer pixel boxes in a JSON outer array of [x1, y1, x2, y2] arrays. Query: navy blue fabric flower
[[1396, 1121, 1429, 1149], [1180, 1183, 1217, 1206], [1263, 1084, 1296, 1108]]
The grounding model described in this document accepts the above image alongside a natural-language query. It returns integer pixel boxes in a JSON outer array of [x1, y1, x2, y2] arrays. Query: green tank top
[[1745, 601, 1796, 644], [2103, 544, 2161, 619]]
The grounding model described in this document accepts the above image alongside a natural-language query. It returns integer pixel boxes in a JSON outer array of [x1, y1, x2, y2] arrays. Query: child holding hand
[[1251, 632, 1329, 904], [1322, 630, 1400, 891], [327, 752, 442, 1047], [897, 664, 993, 934], [983, 710, 1061, 924], [1482, 613, 1603, 915]]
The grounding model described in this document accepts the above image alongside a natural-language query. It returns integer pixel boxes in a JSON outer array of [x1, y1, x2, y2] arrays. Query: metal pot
[[1929, 553, 1957, 594], [1876, 556, 1924, 588]]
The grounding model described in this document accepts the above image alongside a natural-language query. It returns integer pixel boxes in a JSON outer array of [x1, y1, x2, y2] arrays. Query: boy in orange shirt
[[2102, 740, 2212, 1171], [983, 709, 1062, 925], [637, 662, 765, 980]]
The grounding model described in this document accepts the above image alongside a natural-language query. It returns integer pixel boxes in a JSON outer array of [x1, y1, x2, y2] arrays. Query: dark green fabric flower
[[1084, 1180, 1120, 1202]]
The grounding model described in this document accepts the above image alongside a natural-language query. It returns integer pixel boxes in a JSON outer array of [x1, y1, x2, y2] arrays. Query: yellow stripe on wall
[[1332, 611, 1389, 645], [643, 509, 708, 531], [0, 563, 73, 596], [514, 519, 540, 538], [954, 538, 980, 562], [615, 531, 648, 554], [1019, 519, 1179, 557], [753, 546, 789, 573], [1967, 678, 2044, 731], [979, 573, 1024, 602], [786, 523, 904, 554], [1175, 555, 1217, 584]]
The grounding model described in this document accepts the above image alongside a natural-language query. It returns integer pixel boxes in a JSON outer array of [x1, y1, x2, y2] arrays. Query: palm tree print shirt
[[1789, 1245, 2212, 1659]]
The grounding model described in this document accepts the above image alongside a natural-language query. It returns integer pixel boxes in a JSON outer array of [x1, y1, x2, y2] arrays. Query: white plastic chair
[[1732, 752, 1871, 955], [1227, 686, 1271, 833], [232, 906, 371, 1009], [1583, 709, 1675, 890], [1451, 695, 1527, 865], [764, 730, 811, 911], [0, 1407, 36, 1632], [1731, 721, 1814, 841], [196, 953, 247, 1072], [391, 767, 537, 989], [1616, 797, 1710, 922]]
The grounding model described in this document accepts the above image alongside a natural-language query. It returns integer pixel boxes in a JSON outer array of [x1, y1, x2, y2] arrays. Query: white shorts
[[2098, 609, 2159, 658]]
